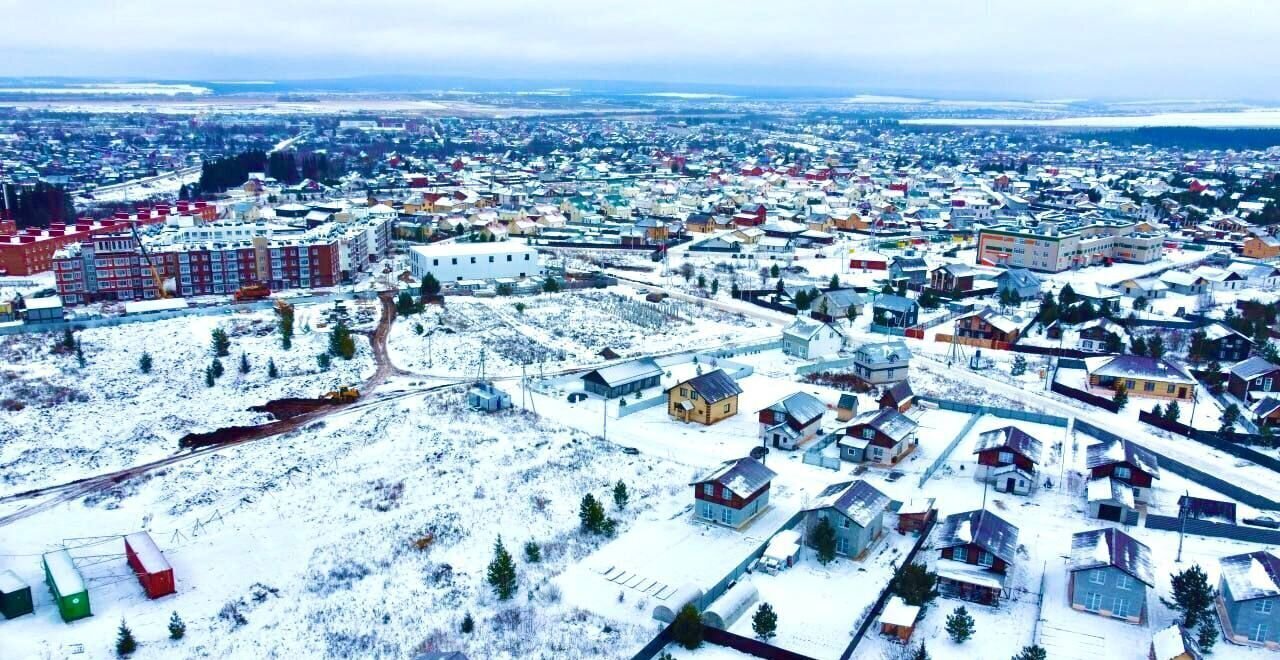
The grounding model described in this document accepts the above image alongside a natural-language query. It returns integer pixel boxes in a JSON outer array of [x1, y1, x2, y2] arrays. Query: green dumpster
[[42, 551, 91, 622]]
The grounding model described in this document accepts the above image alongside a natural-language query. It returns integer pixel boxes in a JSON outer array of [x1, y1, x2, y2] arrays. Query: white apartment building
[[409, 241, 542, 282]]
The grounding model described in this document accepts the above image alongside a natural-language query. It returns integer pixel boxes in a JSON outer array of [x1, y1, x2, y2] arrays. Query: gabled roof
[[891, 256, 928, 270], [691, 457, 776, 498], [1086, 355, 1195, 386], [854, 340, 911, 364], [761, 392, 827, 425], [1219, 550, 1280, 602], [849, 407, 918, 443], [783, 319, 840, 342], [935, 509, 1020, 565], [873, 294, 918, 313], [973, 426, 1044, 464], [817, 289, 866, 308], [1085, 439, 1160, 478], [1203, 322, 1249, 343], [883, 380, 914, 404], [582, 358, 662, 388], [1252, 396, 1280, 418], [998, 268, 1041, 288], [805, 479, 891, 527], [671, 368, 742, 403], [1068, 527, 1155, 587]]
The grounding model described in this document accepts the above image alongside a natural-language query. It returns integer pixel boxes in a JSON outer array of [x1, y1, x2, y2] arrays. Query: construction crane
[[129, 222, 169, 299]]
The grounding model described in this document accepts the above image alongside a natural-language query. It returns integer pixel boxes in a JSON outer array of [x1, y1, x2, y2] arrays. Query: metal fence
[[918, 395, 1071, 427], [839, 518, 937, 659], [1145, 514, 1280, 545], [1051, 380, 1121, 413], [802, 433, 843, 470], [1137, 411, 1280, 473], [697, 511, 806, 612], [795, 356, 858, 376], [917, 412, 983, 487]]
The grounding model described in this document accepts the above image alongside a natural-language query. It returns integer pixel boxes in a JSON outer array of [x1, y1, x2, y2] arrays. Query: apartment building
[[977, 216, 1163, 273]]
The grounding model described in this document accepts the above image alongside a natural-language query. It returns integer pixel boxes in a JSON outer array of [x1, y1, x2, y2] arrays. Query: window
[[679, 388, 688, 398], [953, 547, 968, 562], [998, 450, 1014, 464], [1167, 384, 1175, 393], [724, 404, 731, 413], [432, 259, 439, 266], [451, 258, 457, 265], [721, 487, 731, 499], [1125, 379, 1136, 389], [1115, 573, 1132, 590], [841, 517, 851, 529], [1113, 597, 1130, 617], [1085, 592, 1104, 611], [721, 507, 732, 525], [862, 428, 876, 440], [1114, 466, 1131, 480], [1089, 571, 1106, 585], [524, 254, 530, 260], [470, 257, 476, 264], [977, 551, 994, 567], [488, 256, 494, 263], [1143, 382, 1154, 392], [703, 484, 713, 495], [699, 502, 713, 520], [1257, 600, 1275, 615], [1248, 623, 1268, 643], [507, 254, 513, 262], [837, 536, 849, 554]]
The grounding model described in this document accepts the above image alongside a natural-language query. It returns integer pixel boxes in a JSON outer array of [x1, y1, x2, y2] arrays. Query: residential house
[[929, 263, 979, 296], [666, 369, 742, 425], [684, 212, 715, 233], [1085, 355, 1196, 401], [802, 480, 892, 559], [841, 407, 918, 465], [691, 457, 776, 529], [973, 426, 1043, 495], [1158, 270, 1208, 296], [1086, 439, 1160, 504], [1201, 323, 1253, 363], [1217, 550, 1280, 649], [1076, 318, 1128, 354], [1087, 477, 1140, 524], [955, 308, 1028, 345], [873, 294, 919, 328], [879, 380, 916, 412], [1067, 528, 1155, 623], [1193, 266, 1245, 291], [934, 509, 1020, 605], [580, 358, 663, 399], [810, 289, 865, 323], [889, 256, 929, 285], [1243, 233, 1280, 260], [995, 268, 1042, 301], [850, 340, 912, 386], [1227, 356, 1280, 401], [782, 319, 844, 359], [1117, 277, 1168, 300], [758, 392, 827, 450], [757, 236, 795, 258], [1252, 397, 1280, 429]]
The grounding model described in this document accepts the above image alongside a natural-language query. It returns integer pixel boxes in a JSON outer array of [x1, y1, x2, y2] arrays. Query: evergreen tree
[[696, 274, 706, 289], [329, 320, 356, 360], [1104, 332, 1124, 354], [543, 278, 561, 293], [612, 480, 629, 510], [775, 279, 786, 295], [524, 541, 541, 563], [945, 606, 974, 643], [1059, 284, 1078, 306], [211, 328, 230, 357], [1011, 355, 1027, 376], [1130, 336, 1148, 356], [1163, 564, 1216, 629], [1197, 616, 1219, 653], [267, 359, 279, 379], [1012, 645, 1047, 660], [1188, 329, 1208, 362], [1037, 292, 1058, 325], [62, 327, 75, 350], [1220, 404, 1240, 433], [395, 291, 416, 316], [731, 282, 741, 298], [892, 563, 940, 607], [846, 303, 859, 323], [579, 494, 607, 534], [1152, 403, 1164, 419], [168, 611, 186, 640], [751, 602, 778, 641], [710, 279, 719, 295], [238, 353, 250, 375], [829, 274, 840, 289], [1149, 335, 1165, 359], [486, 536, 518, 601], [460, 612, 475, 634], [278, 303, 294, 350], [1134, 296, 1149, 313], [420, 272, 441, 302], [116, 619, 137, 656], [794, 288, 811, 310], [1113, 385, 1129, 409], [999, 288, 1014, 308], [912, 644, 930, 660], [210, 357, 224, 379], [810, 516, 837, 565], [671, 603, 704, 650], [317, 353, 331, 370], [204, 366, 215, 387], [1164, 400, 1181, 422], [770, 263, 780, 278], [139, 352, 153, 374]]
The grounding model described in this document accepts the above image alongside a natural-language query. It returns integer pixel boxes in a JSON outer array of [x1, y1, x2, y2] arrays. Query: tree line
[[1, 181, 77, 229]]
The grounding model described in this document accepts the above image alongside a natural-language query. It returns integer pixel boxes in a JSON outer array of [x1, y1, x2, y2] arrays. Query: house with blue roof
[[935, 509, 1020, 605]]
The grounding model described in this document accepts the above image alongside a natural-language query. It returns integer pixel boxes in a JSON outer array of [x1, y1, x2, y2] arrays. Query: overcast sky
[[0, 0, 1277, 100]]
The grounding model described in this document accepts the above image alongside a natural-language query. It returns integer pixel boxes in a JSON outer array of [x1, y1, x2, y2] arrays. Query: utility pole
[[1176, 489, 1189, 562], [602, 395, 608, 441]]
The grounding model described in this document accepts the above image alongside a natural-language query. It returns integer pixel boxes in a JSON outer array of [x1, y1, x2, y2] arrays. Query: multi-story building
[[976, 215, 1163, 273]]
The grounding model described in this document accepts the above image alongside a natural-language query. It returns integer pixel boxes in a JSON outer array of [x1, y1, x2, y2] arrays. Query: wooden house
[[894, 498, 937, 535], [1086, 355, 1196, 401], [691, 457, 776, 529], [973, 426, 1043, 495], [666, 369, 742, 426], [758, 392, 826, 450], [955, 308, 1027, 345], [802, 480, 891, 559], [934, 509, 1019, 606], [842, 407, 918, 465], [1228, 356, 1280, 401], [929, 263, 979, 295], [1068, 528, 1154, 624], [1086, 439, 1160, 504], [1216, 550, 1280, 649], [879, 380, 915, 412]]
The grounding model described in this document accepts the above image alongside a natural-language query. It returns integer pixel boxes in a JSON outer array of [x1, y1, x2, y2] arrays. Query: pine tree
[[204, 366, 215, 387], [892, 563, 940, 607], [1197, 617, 1219, 653], [61, 327, 75, 351], [731, 282, 741, 298], [168, 611, 186, 640], [238, 353, 250, 375], [945, 606, 974, 643], [486, 536, 518, 600], [612, 481, 630, 510], [1163, 564, 1216, 629], [1113, 386, 1129, 409], [1220, 404, 1240, 433], [460, 612, 475, 633], [579, 494, 607, 534], [278, 304, 294, 350], [1012, 645, 1047, 660], [696, 274, 706, 289], [829, 274, 840, 289], [751, 602, 778, 640], [1152, 403, 1164, 419], [211, 328, 230, 357], [317, 353, 331, 371], [710, 279, 719, 295], [770, 263, 780, 278], [671, 603, 704, 650], [116, 619, 137, 656], [543, 277, 561, 293], [524, 541, 541, 563], [810, 515, 837, 565], [396, 291, 416, 316], [210, 358, 224, 379], [1011, 355, 1027, 376], [1164, 400, 1181, 422], [267, 359, 279, 379], [1149, 334, 1165, 359], [846, 304, 859, 323], [139, 352, 153, 374], [912, 644, 930, 660], [420, 272, 441, 303], [1131, 336, 1148, 356]]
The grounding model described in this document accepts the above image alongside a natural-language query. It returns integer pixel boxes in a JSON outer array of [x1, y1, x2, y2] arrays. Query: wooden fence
[[1050, 380, 1121, 413]]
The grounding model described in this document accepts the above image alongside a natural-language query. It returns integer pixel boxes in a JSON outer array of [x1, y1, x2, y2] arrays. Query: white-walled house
[[782, 319, 844, 359], [409, 241, 542, 282]]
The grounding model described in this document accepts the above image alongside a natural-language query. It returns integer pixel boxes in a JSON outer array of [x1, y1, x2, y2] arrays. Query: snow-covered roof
[[1087, 355, 1195, 386], [762, 392, 827, 425], [43, 550, 84, 594], [1158, 270, 1204, 287], [854, 340, 911, 365], [24, 295, 63, 310], [1068, 527, 1154, 587], [935, 509, 1019, 564], [973, 426, 1044, 464], [672, 369, 742, 403], [1203, 322, 1247, 342], [1151, 625, 1201, 660], [873, 294, 917, 313], [692, 457, 776, 499], [880, 596, 920, 627], [934, 558, 1007, 590], [1085, 439, 1160, 478], [806, 479, 891, 527], [582, 357, 662, 388], [896, 497, 935, 516], [0, 569, 26, 593], [1086, 477, 1135, 508], [763, 530, 801, 562], [849, 407, 918, 443], [124, 297, 189, 314], [125, 531, 171, 574], [783, 318, 839, 342], [1219, 550, 1280, 602]]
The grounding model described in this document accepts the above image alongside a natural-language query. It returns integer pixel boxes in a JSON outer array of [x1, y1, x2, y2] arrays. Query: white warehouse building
[[409, 241, 543, 282]]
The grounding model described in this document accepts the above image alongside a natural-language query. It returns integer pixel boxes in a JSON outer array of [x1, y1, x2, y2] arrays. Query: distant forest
[[1, 182, 78, 229], [1067, 126, 1280, 150], [197, 150, 334, 193]]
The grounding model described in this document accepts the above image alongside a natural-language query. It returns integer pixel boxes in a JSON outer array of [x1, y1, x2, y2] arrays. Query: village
[[1, 103, 1280, 660]]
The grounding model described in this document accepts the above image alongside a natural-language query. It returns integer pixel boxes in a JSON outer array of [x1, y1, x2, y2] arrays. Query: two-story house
[[973, 426, 1043, 495], [758, 392, 827, 450], [666, 369, 743, 426], [930, 263, 979, 296], [810, 289, 866, 323], [955, 308, 1028, 345], [1202, 323, 1253, 364], [840, 408, 919, 465], [1227, 357, 1280, 401], [802, 480, 892, 559], [1067, 528, 1155, 624], [873, 294, 919, 328], [1217, 549, 1280, 649], [934, 509, 1020, 605], [889, 256, 928, 285], [1086, 439, 1160, 505], [690, 457, 777, 529], [782, 319, 844, 359], [850, 340, 912, 386]]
